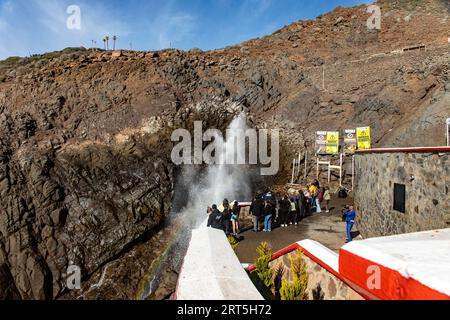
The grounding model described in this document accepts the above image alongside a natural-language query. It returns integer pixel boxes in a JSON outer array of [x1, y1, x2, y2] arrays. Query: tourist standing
[[309, 184, 319, 213], [298, 189, 306, 220], [343, 206, 356, 242], [263, 201, 273, 232], [304, 189, 312, 215], [279, 196, 290, 227], [207, 204, 225, 231], [250, 194, 264, 232], [316, 188, 323, 213], [222, 199, 232, 235], [289, 196, 298, 225], [230, 201, 241, 236], [324, 187, 331, 213]]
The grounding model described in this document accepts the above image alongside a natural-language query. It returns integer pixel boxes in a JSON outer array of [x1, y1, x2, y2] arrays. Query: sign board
[[357, 127, 371, 150], [447, 118, 450, 147], [325, 131, 340, 154], [315, 131, 327, 155], [344, 129, 357, 154]]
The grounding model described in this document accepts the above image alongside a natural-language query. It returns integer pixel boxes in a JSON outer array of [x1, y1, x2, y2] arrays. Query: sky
[[0, 0, 372, 60]]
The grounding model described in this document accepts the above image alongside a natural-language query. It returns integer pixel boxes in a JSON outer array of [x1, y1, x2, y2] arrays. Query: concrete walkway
[[235, 197, 358, 264]]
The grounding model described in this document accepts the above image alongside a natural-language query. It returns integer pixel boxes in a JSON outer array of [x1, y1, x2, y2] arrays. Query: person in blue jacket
[[343, 206, 356, 243]]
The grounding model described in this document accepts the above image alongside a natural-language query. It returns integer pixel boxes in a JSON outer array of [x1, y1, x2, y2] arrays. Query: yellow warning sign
[[325, 131, 339, 154], [357, 127, 371, 150]]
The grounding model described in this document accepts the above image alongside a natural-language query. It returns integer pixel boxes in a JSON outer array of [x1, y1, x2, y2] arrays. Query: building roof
[[340, 229, 450, 300]]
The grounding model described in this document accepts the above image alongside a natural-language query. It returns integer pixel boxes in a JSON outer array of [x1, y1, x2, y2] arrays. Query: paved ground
[[235, 197, 359, 264]]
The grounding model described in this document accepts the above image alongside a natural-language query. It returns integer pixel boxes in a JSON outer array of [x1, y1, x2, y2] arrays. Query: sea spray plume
[[172, 112, 255, 229], [145, 112, 270, 297]]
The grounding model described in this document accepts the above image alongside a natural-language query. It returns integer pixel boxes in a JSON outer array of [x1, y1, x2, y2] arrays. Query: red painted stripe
[[339, 249, 450, 300], [356, 147, 450, 154], [247, 243, 299, 273]]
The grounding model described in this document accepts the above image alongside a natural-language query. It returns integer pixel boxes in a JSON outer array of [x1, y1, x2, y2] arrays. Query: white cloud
[[155, 13, 197, 49], [241, 0, 273, 17]]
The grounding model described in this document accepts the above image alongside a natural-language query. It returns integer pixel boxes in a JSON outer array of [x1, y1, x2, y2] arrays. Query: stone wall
[[269, 251, 363, 300], [354, 150, 450, 238]]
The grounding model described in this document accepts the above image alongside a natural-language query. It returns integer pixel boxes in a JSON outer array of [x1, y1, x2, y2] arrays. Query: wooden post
[[304, 150, 308, 181], [352, 155, 355, 191], [328, 165, 331, 184], [291, 159, 296, 184], [339, 153, 343, 187], [316, 158, 319, 180]]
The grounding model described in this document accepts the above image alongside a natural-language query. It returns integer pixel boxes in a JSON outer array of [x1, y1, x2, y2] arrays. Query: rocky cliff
[[0, 0, 449, 299]]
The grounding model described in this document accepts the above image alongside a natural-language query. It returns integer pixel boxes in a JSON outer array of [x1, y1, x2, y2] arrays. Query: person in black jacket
[[249, 194, 264, 232], [263, 201, 274, 232], [207, 204, 224, 231], [222, 199, 232, 235], [297, 190, 306, 220], [279, 195, 291, 227]]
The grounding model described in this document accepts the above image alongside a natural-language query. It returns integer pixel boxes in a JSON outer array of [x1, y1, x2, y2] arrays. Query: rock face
[[0, 0, 449, 299], [355, 150, 450, 238]]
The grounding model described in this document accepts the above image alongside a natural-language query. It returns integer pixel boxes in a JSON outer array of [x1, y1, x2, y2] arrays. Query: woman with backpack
[[289, 196, 298, 225]]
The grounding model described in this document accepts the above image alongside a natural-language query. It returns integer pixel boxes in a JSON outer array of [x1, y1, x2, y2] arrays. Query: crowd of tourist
[[206, 180, 356, 243], [249, 180, 327, 233]]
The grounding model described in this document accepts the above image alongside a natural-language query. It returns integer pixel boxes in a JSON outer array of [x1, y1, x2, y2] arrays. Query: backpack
[[290, 201, 296, 212]]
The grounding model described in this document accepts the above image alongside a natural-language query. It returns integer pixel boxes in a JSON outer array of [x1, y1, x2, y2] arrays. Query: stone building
[[354, 147, 450, 238]]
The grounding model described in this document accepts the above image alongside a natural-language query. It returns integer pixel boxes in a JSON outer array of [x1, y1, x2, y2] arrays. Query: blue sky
[[0, 0, 372, 59]]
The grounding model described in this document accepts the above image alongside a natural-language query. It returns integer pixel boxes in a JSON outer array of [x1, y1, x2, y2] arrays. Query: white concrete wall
[[176, 227, 263, 300]]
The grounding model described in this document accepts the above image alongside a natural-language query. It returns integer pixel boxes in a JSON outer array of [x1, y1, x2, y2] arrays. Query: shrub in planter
[[280, 250, 309, 300], [255, 242, 273, 290]]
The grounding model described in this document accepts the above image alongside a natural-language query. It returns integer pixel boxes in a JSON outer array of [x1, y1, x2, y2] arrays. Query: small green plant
[[280, 250, 309, 300], [255, 242, 273, 290], [227, 235, 239, 251]]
